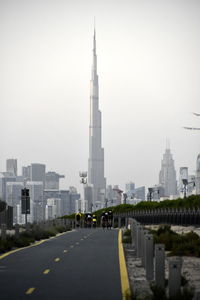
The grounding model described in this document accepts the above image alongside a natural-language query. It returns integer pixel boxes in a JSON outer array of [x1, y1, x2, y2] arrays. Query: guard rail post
[[168, 257, 182, 298], [137, 224, 143, 258], [141, 229, 149, 267], [145, 233, 154, 281], [155, 244, 165, 289]]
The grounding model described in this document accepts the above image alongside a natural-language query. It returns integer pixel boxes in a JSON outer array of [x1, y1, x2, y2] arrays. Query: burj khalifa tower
[[88, 29, 106, 209]]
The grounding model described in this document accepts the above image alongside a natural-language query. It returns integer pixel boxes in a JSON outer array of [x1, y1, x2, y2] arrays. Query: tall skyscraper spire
[[88, 28, 106, 210], [159, 146, 177, 197]]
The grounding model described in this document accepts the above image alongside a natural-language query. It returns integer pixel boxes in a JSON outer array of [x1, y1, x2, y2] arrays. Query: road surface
[[0, 228, 123, 300]]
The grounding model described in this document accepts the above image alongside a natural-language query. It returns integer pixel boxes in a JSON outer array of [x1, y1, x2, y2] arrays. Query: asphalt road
[[0, 228, 122, 300]]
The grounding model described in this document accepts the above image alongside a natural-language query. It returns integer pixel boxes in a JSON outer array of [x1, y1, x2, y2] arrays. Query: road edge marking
[[25, 287, 35, 295], [118, 229, 132, 300], [0, 231, 70, 260], [54, 257, 60, 262]]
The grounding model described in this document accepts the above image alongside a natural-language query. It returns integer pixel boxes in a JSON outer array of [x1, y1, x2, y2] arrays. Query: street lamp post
[[182, 179, 195, 199], [148, 188, 153, 201], [147, 187, 160, 201]]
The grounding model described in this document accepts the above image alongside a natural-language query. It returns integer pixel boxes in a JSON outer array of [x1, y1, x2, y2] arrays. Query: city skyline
[[1, 0, 199, 192]]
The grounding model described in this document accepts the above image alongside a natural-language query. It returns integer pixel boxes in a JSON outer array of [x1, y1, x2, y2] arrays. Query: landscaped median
[[0, 224, 71, 254]]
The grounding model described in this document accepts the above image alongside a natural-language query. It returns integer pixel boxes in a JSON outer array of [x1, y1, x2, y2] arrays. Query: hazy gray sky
[[1, 0, 200, 192]]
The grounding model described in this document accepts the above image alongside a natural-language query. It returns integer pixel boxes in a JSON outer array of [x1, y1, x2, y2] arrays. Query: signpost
[[21, 188, 30, 228]]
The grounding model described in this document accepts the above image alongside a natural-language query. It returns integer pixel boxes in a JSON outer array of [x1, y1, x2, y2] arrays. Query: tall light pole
[[79, 172, 87, 213], [182, 179, 195, 198], [147, 187, 160, 201]]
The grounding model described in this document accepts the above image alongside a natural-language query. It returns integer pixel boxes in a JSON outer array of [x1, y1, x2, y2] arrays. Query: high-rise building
[[45, 172, 65, 190], [22, 166, 31, 180], [196, 154, 200, 194], [6, 182, 23, 223], [106, 185, 114, 207], [6, 159, 17, 176], [26, 181, 44, 222], [125, 182, 135, 198], [0, 174, 16, 202], [60, 190, 70, 216], [135, 186, 145, 201], [112, 185, 122, 206], [69, 186, 80, 214], [159, 147, 177, 197], [45, 198, 61, 219], [84, 185, 93, 212], [88, 29, 106, 210], [30, 163, 46, 185], [178, 167, 188, 195]]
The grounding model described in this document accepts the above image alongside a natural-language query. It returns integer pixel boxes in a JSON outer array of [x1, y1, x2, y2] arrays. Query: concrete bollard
[[168, 257, 182, 298], [15, 224, 20, 239], [134, 221, 139, 256], [125, 217, 128, 229], [1, 224, 7, 240], [145, 233, 154, 281], [137, 225, 143, 258], [141, 229, 149, 267], [118, 217, 121, 228], [130, 219, 135, 248], [155, 244, 165, 289], [193, 289, 200, 300]]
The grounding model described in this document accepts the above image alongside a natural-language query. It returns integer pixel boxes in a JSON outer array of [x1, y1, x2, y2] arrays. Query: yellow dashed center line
[[25, 288, 35, 295], [43, 269, 50, 274], [54, 258, 60, 262]]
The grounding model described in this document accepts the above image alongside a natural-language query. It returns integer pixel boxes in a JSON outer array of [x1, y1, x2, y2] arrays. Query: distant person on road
[[108, 210, 113, 229], [105, 212, 109, 229], [75, 212, 82, 228], [92, 214, 97, 228], [87, 214, 92, 228], [101, 212, 106, 229]]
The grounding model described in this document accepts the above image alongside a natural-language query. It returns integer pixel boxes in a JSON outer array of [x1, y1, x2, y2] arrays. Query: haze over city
[[1, 0, 199, 192]]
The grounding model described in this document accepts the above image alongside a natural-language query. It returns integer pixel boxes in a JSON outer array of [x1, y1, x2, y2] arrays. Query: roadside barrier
[[128, 218, 183, 298]]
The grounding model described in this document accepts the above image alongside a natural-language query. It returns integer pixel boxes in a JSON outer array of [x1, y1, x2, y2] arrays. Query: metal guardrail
[[114, 208, 200, 226]]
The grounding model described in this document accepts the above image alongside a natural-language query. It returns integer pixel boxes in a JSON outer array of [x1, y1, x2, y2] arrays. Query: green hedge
[[61, 195, 200, 220], [0, 225, 71, 254]]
